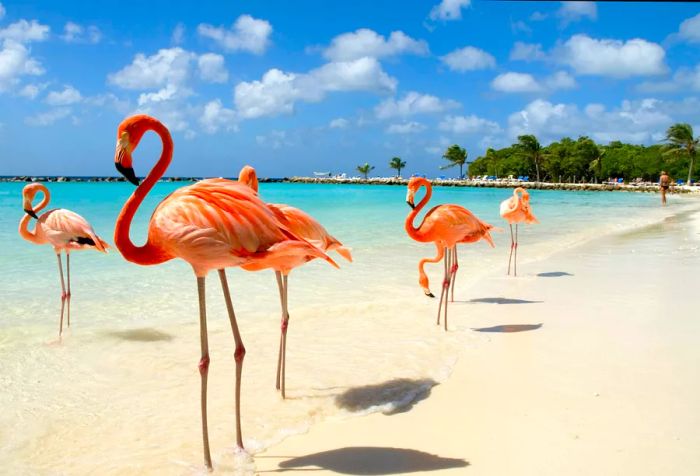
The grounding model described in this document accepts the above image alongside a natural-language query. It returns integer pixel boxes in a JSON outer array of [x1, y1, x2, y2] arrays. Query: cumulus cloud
[[545, 71, 576, 90], [557, 1, 597, 27], [198, 53, 228, 83], [172, 23, 185, 45], [508, 97, 675, 144], [200, 99, 237, 134], [386, 121, 426, 134], [429, 0, 470, 21], [61, 22, 102, 44], [637, 64, 700, 93], [491, 72, 542, 93], [45, 85, 82, 106], [438, 114, 501, 135], [440, 46, 495, 72], [235, 57, 396, 119], [198, 14, 272, 54], [557, 34, 667, 78], [329, 117, 349, 129], [510, 42, 547, 62], [0, 20, 50, 42], [375, 91, 459, 119], [18, 83, 44, 99], [0, 40, 45, 92], [25, 107, 72, 126], [109, 47, 195, 90], [323, 29, 428, 62]]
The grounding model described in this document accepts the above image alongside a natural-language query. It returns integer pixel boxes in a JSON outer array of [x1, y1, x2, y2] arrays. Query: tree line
[[354, 123, 698, 183]]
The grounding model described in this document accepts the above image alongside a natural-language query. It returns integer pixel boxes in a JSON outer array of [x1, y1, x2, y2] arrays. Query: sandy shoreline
[[254, 204, 700, 475]]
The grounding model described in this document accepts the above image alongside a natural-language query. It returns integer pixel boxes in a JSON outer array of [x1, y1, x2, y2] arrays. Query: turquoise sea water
[[0, 181, 688, 474]]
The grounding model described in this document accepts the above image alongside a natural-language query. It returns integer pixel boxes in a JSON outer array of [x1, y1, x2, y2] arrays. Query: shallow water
[[0, 182, 692, 474]]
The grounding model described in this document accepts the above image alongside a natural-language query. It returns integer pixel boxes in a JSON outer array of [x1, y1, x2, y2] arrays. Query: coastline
[[2, 175, 697, 193], [254, 202, 700, 476]]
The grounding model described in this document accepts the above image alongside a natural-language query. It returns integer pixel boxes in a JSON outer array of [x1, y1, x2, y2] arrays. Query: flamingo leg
[[280, 274, 289, 399], [507, 224, 514, 276], [514, 224, 519, 277], [56, 253, 67, 336], [449, 247, 458, 302], [66, 252, 71, 328], [196, 277, 212, 470], [436, 247, 447, 326], [275, 271, 284, 392], [443, 248, 452, 331], [218, 269, 246, 449]]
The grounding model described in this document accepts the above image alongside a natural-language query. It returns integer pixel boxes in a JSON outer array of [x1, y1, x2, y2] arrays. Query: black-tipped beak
[[425, 291, 435, 298], [24, 208, 38, 219], [115, 162, 140, 186], [406, 200, 415, 209]]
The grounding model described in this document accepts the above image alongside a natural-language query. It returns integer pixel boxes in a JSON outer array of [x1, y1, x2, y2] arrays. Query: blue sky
[[1, 0, 700, 177]]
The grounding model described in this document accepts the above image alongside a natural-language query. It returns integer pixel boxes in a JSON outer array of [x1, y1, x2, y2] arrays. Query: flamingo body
[[499, 187, 538, 276]]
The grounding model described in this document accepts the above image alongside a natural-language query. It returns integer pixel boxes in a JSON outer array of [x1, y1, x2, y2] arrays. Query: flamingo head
[[406, 177, 427, 209], [22, 183, 45, 218], [114, 115, 155, 186], [238, 165, 259, 193]]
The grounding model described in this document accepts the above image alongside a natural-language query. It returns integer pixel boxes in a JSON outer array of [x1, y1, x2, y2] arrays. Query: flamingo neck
[[114, 120, 174, 266], [19, 184, 51, 244], [405, 180, 432, 241]]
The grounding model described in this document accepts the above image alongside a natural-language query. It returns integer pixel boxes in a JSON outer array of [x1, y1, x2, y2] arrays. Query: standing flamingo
[[500, 187, 538, 276], [112, 115, 337, 470], [18, 183, 108, 335], [238, 165, 351, 399], [405, 177, 496, 330]]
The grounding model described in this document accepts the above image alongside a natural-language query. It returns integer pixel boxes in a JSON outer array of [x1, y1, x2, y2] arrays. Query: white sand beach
[[255, 205, 700, 475]]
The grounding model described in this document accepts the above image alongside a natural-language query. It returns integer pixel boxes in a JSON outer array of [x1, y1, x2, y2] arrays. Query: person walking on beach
[[660, 171, 670, 205]]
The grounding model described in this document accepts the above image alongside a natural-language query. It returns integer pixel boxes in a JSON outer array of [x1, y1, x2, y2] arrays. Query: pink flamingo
[[112, 115, 337, 469], [18, 183, 108, 335], [238, 165, 351, 399], [500, 187, 538, 276], [405, 177, 496, 330]]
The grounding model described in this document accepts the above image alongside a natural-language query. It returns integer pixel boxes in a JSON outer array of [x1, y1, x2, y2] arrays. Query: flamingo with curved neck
[[405, 177, 496, 330], [499, 187, 539, 276], [238, 165, 351, 398], [19, 183, 108, 335], [113, 115, 337, 470]]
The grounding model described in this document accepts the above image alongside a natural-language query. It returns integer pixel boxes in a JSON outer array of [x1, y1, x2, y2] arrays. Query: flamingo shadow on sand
[[276, 447, 469, 474], [104, 328, 174, 342], [537, 271, 573, 278], [472, 323, 543, 333], [466, 297, 543, 305], [335, 378, 437, 415]]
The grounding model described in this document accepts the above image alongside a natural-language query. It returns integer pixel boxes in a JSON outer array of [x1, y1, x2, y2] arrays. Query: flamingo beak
[[115, 162, 140, 186], [406, 199, 415, 209], [24, 208, 38, 219]]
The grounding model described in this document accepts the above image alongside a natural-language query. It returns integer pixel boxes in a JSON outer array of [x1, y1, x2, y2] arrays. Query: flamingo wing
[[422, 205, 496, 247], [40, 209, 108, 252]]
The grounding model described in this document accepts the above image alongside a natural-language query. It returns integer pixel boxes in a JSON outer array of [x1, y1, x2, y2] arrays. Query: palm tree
[[588, 147, 605, 183], [389, 157, 406, 177], [440, 144, 468, 178], [664, 123, 699, 183], [356, 162, 375, 179], [514, 134, 544, 182]]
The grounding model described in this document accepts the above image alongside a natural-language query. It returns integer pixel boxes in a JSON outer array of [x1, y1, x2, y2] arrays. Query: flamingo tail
[[333, 245, 353, 262]]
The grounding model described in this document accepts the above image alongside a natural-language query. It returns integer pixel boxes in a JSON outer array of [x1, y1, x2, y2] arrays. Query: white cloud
[[545, 71, 576, 90], [25, 107, 72, 126], [491, 72, 542, 93], [507, 98, 674, 144], [197, 14, 272, 54], [84, 93, 130, 114], [429, 0, 470, 21], [172, 23, 185, 45], [438, 114, 501, 135], [329, 117, 349, 129], [510, 42, 547, 62], [0, 20, 50, 42], [200, 99, 237, 134], [198, 53, 228, 83], [386, 121, 426, 134], [256, 130, 296, 149], [638, 64, 700, 93], [557, 1, 597, 27], [61, 22, 102, 44], [18, 83, 44, 99], [109, 47, 194, 90], [676, 13, 700, 43], [323, 29, 428, 62], [0, 40, 45, 92], [45, 85, 82, 106], [511, 20, 531, 35], [235, 57, 396, 119], [0, 3, 5, 20], [557, 34, 667, 78], [375, 91, 459, 119], [440, 46, 495, 72]]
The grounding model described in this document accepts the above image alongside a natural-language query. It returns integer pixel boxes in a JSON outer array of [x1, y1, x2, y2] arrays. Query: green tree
[[356, 162, 375, 179], [589, 146, 606, 183], [389, 156, 406, 177], [664, 123, 699, 183], [514, 134, 544, 182], [440, 144, 468, 178]]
